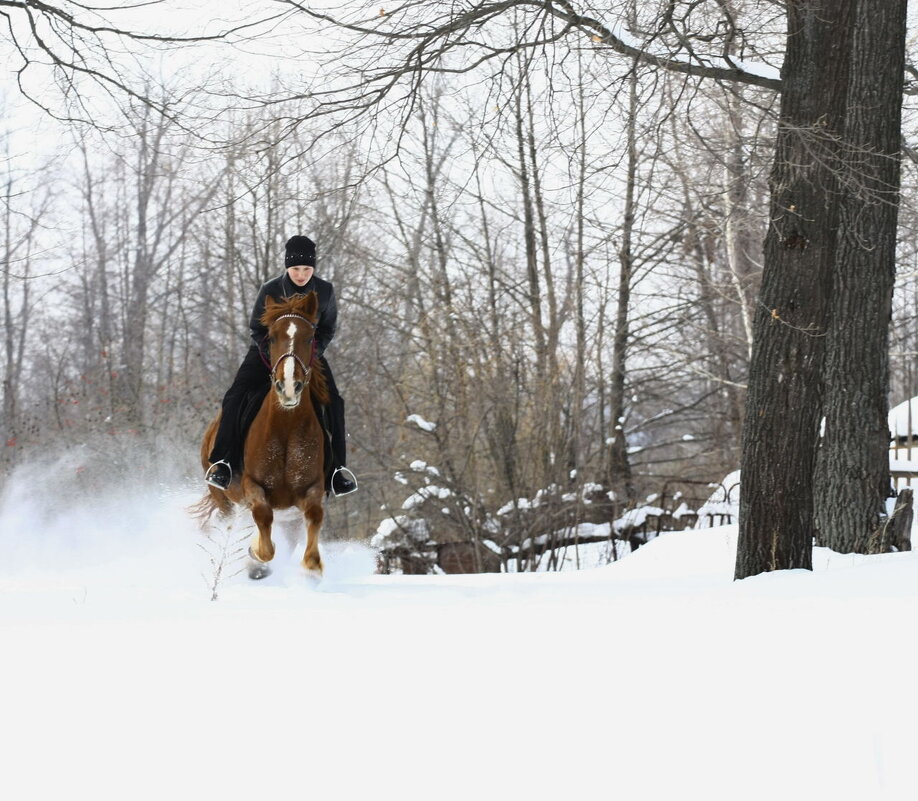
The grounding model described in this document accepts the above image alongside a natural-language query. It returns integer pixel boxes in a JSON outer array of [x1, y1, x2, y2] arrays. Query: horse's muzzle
[[274, 367, 311, 408]]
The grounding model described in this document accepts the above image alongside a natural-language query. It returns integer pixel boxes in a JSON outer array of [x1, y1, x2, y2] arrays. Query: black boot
[[331, 467, 358, 496], [205, 460, 232, 490]]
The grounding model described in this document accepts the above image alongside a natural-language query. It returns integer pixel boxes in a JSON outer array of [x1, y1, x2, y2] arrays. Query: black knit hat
[[284, 235, 316, 268]]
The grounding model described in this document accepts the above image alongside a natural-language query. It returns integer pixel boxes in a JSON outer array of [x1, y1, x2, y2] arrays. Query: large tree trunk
[[736, 1, 856, 579], [814, 0, 907, 554]]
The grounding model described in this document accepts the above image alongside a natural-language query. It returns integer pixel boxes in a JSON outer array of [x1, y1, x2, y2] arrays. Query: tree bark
[[736, 0, 856, 579], [814, 0, 908, 553], [607, 64, 638, 505], [571, 47, 588, 476]]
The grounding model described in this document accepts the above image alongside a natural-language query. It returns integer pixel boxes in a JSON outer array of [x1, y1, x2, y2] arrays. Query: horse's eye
[[269, 337, 275, 345]]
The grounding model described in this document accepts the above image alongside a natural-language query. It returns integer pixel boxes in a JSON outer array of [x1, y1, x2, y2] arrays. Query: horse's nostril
[[294, 381, 303, 394], [275, 380, 283, 392]]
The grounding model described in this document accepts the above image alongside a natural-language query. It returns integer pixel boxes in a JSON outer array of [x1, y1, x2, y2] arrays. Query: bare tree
[[0, 141, 49, 457], [0, 0, 287, 125], [265, 0, 910, 576]]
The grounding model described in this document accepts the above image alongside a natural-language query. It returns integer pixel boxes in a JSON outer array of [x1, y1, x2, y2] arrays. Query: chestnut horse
[[194, 292, 329, 579]]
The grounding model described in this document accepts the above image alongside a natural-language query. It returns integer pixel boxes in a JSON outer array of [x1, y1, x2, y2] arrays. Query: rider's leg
[[207, 346, 269, 486], [318, 357, 357, 496], [328, 393, 348, 472]]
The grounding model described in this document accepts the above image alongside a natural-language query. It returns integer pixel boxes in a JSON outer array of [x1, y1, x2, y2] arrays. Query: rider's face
[[287, 265, 314, 287]]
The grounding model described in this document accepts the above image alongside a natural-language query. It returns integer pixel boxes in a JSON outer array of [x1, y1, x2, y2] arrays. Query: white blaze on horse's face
[[279, 321, 300, 406], [270, 316, 311, 410]]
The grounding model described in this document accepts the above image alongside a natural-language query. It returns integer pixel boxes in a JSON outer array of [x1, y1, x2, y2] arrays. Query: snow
[[696, 469, 742, 524], [370, 514, 430, 548], [672, 501, 693, 519], [401, 484, 453, 509], [612, 504, 665, 533], [890, 396, 918, 439], [408, 459, 440, 476], [406, 413, 437, 432], [601, 22, 781, 84], [729, 56, 781, 81], [371, 515, 404, 541], [2, 468, 918, 800], [497, 497, 533, 515], [890, 456, 918, 473]]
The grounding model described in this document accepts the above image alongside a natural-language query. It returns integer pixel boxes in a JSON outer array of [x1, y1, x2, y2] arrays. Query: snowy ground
[[1, 472, 918, 800]]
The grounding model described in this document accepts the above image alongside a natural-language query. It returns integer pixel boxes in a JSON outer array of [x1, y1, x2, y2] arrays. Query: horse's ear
[[261, 296, 281, 326], [303, 291, 319, 321]]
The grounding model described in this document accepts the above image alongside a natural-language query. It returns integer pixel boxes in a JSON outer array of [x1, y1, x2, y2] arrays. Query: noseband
[[270, 313, 317, 385]]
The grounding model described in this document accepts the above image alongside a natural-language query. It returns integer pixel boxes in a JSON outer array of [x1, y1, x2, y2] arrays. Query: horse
[[193, 292, 330, 579]]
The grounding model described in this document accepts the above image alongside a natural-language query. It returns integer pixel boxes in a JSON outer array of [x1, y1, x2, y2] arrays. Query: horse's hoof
[[248, 561, 272, 580], [247, 547, 272, 580], [303, 557, 323, 577]]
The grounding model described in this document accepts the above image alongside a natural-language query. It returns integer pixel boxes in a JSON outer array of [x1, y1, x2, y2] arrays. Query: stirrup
[[205, 460, 232, 489], [331, 466, 358, 497]]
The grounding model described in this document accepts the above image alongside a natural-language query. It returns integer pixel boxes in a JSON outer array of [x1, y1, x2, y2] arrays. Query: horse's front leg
[[245, 481, 275, 580], [301, 487, 325, 575]]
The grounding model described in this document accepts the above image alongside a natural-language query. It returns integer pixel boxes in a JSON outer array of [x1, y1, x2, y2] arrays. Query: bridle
[[270, 313, 317, 385]]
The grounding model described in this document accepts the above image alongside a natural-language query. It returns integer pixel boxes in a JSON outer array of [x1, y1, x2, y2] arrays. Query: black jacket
[[249, 272, 338, 359]]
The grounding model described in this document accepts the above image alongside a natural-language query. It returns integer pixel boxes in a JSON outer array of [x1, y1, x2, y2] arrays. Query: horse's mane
[[260, 292, 318, 328], [261, 292, 330, 405], [309, 358, 330, 405]]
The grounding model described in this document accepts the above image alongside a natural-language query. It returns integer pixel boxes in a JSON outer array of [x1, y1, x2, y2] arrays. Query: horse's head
[[261, 293, 319, 409]]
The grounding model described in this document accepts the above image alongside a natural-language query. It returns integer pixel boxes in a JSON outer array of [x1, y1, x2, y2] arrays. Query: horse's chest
[[259, 433, 321, 489]]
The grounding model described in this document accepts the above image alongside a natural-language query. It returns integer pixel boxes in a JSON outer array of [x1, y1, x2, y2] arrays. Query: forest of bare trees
[[1, 1, 917, 576]]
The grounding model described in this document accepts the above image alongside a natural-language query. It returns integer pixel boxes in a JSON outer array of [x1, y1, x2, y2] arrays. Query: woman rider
[[204, 235, 358, 496]]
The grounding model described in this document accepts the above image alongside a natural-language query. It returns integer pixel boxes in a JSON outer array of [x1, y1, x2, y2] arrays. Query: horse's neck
[[264, 396, 317, 429]]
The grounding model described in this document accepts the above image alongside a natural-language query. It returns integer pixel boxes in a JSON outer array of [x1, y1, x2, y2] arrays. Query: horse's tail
[[188, 488, 232, 528]]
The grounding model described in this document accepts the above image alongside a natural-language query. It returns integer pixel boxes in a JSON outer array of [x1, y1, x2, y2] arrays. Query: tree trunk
[[607, 64, 638, 505], [880, 488, 913, 553], [722, 90, 755, 361], [736, 0, 856, 579], [2, 176, 17, 441], [814, 0, 907, 553], [571, 48, 588, 477]]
